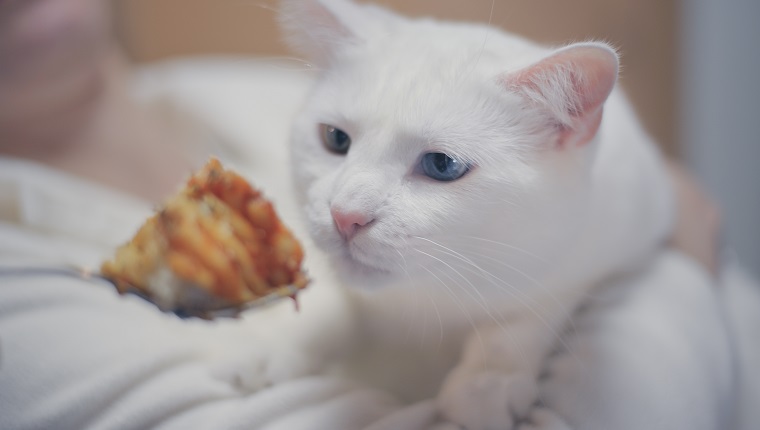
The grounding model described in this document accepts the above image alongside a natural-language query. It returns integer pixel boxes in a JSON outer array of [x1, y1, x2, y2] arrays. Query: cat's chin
[[329, 249, 402, 290]]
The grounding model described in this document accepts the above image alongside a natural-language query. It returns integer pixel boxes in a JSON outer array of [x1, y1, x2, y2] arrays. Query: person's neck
[[1, 53, 204, 203]]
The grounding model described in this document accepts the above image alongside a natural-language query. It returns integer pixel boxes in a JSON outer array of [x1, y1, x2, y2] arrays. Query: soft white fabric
[[0, 60, 431, 430]]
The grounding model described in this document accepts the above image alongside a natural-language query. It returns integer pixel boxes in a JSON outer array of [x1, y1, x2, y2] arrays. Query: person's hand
[[666, 161, 722, 276]]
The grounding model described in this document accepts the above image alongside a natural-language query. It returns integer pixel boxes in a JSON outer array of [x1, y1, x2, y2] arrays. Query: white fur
[[272, 1, 760, 429]]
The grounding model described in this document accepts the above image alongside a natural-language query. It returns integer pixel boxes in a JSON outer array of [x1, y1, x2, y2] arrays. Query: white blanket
[[2, 58, 756, 430]]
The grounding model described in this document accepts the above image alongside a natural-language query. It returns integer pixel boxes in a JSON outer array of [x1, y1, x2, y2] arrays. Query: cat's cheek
[[304, 192, 345, 255], [309, 226, 342, 254], [306, 205, 337, 246], [291, 147, 324, 185]]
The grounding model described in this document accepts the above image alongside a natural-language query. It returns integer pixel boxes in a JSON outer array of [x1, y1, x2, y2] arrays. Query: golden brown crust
[[101, 158, 308, 311]]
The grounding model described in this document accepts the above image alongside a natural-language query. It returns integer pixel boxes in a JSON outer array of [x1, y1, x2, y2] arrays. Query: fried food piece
[[101, 158, 309, 315]]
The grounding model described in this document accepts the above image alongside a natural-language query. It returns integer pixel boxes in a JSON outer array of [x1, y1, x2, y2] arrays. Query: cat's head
[[281, 0, 619, 288]]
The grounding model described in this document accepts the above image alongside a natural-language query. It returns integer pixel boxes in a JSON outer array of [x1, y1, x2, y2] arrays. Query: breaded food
[[101, 158, 308, 315]]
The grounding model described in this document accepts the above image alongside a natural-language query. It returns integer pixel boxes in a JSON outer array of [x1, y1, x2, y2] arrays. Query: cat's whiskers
[[474, 0, 496, 67], [400, 247, 446, 351], [413, 237, 522, 318], [435, 238, 591, 376], [414, 238, 578, 366], [452, 232, 576, 340], [447, 244, 543, 286], [237, 0, 321, 73], [413, 249, 493, 316], [396, 247, 410, 274], [442, 252, 579, 366], [446, 240, 557, 300], [414, 247, 530, 370], [411, 273, 425, 346], [413, 242, 527, 345], [418, 264, 488, 372], [419, 241, 532, 304], [399, 271, 422, 343], [459, 0, 496, 82], [450, 244, 579, 340], [394, 248, 429, 348], [425, 256, 529, 372], [426, 285, 445, 352], [452, 235, 548, 262], [419, 284, 429, 349], [225, 0, 317, 73], [413, 236, 534, 308]]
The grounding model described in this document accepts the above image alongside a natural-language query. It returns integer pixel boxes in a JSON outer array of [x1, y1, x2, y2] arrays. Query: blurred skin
[[0, 0, 109, 148], [668, 161, 722, 275], [0, 0, 721, 273], [0, 0, 196, 202]]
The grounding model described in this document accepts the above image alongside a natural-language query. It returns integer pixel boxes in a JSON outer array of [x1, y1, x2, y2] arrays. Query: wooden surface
[[116, 0, 678, 154]]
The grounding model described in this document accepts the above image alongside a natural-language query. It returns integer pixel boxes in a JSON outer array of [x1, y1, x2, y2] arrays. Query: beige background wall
[[115, 0, 678, 154]]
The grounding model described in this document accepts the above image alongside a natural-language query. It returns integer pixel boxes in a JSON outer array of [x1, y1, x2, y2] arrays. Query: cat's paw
[[208, 344, 318, 392], [426, 423, 464, 430], [436, 367, 538, 430], [516, 408, 572, 430]]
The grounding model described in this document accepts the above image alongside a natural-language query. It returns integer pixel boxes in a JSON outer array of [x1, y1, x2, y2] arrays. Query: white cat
[[236, 0, 760, 429]]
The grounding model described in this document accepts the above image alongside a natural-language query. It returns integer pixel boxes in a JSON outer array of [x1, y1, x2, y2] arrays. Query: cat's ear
[[279, 0, 379, 65], [502, 42, 619, 148]]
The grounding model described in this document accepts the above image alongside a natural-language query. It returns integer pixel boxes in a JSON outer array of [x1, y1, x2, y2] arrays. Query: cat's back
[[572, 86, 675, 280]]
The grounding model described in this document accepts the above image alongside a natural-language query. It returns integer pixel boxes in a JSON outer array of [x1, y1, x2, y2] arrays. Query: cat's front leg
[[209, 287, 358, 392], [436, 321, 556, 430], [437, 368, 537, 430]]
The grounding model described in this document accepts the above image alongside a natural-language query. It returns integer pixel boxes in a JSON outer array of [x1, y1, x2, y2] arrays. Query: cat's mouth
[[309, 213, 401, 282], [332, 240, 400, 283]]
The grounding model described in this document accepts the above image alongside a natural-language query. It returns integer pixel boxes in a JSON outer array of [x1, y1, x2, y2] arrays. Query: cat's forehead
[[321, 64, 491, 153], [366, 20, 542, 76], [323, 20, 543, 121], [304, 20, 550, 166], [334, 55, 483, 123]]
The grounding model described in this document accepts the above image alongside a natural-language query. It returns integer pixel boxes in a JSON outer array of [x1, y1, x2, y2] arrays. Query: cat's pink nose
[[331, 207, 373, 240]]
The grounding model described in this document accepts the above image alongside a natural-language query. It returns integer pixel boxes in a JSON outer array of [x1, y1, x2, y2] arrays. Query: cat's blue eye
[[320, 124, 351, 154], [420, 152, 470, 182]]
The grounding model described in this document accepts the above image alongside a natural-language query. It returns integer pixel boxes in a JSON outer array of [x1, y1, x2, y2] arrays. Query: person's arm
[[666, 161, 722, 275]]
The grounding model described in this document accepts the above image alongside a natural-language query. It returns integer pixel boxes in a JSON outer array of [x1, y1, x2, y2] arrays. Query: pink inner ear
[[504, 43, 619, 148]]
